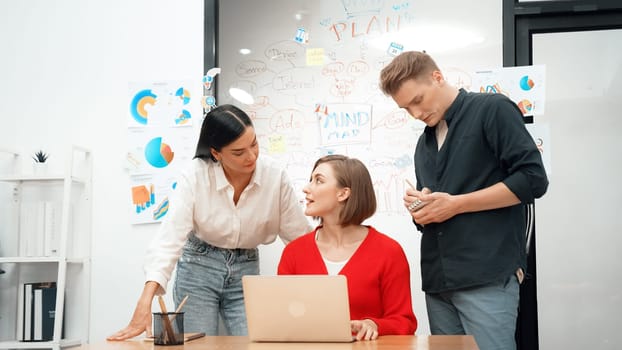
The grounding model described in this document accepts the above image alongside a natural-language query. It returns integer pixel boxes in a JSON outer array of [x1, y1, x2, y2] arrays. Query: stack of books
[[18, 281, 58, 341]]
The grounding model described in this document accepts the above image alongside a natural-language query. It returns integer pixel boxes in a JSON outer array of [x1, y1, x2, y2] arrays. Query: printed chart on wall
[[127, 81, 200, 224], [218, 0, 506, 217], [473, 65, 551, 174], [473, 65, 546, 117]]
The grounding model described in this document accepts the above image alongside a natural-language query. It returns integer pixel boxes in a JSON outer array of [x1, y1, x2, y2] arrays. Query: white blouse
[[144, 155, 312, 293]]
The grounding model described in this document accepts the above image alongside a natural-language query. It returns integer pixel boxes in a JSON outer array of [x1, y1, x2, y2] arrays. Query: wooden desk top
[[90, 335, 479, 350]]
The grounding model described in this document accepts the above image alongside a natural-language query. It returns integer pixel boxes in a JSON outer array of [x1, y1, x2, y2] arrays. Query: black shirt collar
[[425, 88, 467, 135]]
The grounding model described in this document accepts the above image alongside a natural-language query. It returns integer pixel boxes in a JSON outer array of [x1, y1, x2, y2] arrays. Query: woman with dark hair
[[278, 155, 417, 341], [109, 104, 312, 339]]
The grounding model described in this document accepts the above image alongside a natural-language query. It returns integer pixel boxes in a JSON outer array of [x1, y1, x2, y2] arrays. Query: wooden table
[[89, 336, 479, 350]]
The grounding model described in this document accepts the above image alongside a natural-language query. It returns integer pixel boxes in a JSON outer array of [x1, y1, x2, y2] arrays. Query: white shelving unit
[[0, 146, 92, 350]]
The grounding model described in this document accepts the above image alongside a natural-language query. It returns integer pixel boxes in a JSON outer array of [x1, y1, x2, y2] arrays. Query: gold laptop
[[242, 275, 354, 342]]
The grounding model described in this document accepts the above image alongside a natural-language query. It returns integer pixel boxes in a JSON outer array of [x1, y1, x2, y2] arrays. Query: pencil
[[174, 295, 189, 313], [157, 295, 169, 313], [404, 179, 416, 190], [169, 295, 189, 323], [157, 296, 175, 344]]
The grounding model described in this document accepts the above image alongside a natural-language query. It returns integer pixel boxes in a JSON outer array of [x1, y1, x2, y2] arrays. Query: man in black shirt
[[379, 51, 548, 350]]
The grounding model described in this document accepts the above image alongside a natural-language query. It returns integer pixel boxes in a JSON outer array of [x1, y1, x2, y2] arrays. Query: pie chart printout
[[145, 137, 174, 168]]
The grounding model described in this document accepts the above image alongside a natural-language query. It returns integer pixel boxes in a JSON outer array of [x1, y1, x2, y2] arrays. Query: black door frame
[[204, 0, 219, 96], [504, 0, 622, 67], [502, 1, 622, 349]]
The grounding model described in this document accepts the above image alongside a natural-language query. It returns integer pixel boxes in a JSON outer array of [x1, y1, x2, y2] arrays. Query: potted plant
[[32, 150, 50, 174], [32, 150, 49, 163]]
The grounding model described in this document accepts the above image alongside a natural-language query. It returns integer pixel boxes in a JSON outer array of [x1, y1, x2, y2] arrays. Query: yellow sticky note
[[268, 135, 286, 154], [306, 48, 325, 66]]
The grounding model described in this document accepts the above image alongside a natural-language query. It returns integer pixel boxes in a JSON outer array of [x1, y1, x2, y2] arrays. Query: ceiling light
[[369, 24, 484, 54], [229, 87, 254, 105]]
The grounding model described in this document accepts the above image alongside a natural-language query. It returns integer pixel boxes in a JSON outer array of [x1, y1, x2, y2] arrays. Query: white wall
[[0, 0, 204, 342], [0, 0, 504, 342]]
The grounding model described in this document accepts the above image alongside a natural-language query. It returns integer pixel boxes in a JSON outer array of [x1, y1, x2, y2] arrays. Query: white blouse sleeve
[[277, 170, 313, 244], [143, 168, 196, 295]]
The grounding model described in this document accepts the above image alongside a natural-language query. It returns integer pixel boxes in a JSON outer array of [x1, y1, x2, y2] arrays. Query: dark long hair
[[194, 104, 254, 161]]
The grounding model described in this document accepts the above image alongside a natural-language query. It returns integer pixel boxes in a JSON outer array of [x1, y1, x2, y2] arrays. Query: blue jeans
[[173, 234, 259, 335], [425, 275, 520, 350]]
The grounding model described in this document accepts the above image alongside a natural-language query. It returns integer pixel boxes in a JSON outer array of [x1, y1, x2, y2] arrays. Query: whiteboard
[[217, 0, 503, 335]]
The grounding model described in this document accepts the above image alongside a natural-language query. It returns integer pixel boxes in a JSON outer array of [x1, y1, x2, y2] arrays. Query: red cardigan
[[277, 226, 417, 335]]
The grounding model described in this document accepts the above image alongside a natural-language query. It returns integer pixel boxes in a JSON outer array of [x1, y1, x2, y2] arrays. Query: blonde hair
[[379, 51, 440, 96]]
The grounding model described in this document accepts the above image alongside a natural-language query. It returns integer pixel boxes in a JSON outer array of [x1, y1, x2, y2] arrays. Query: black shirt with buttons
[[414, 89, 548, 294]]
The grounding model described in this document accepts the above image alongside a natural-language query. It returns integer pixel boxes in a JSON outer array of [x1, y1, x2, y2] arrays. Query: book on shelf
[[16, 282, 24, 340], [43, 201, 61, 257], [40, 286, 57, 341], [18, 201, 62, 257], [18, 202, 45, 257], [23, 283, 33, 341], [19, 281, 57, 342], [34, 288, 43, 340]]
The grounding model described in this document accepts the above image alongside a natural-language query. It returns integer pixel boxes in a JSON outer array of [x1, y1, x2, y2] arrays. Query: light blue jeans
[[173, 234, 259, 335], [425, 275, 520, 350]]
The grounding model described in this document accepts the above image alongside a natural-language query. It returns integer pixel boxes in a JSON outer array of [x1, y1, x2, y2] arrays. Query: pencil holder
[[153, 312, 184, 345]]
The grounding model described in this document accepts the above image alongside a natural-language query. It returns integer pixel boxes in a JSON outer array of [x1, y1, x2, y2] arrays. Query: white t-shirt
[[323, 258, 348, 276]]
